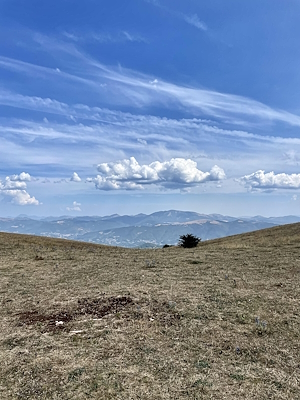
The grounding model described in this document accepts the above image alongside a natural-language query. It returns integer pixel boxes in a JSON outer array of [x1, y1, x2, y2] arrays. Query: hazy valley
[[1, 210, 300, 247]]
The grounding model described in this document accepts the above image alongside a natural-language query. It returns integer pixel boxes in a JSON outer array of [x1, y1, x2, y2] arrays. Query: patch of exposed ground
[[16, 295, 182, 334], [17, 295, 133, 330]]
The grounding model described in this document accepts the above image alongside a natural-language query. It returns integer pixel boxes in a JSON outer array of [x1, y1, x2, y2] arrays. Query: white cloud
[[62, 32, 79, 41], [3, 44, 300, 130], [137, 138, 147, 145], [0, 173, 39, 205], [4, 43, 300, 129], [70, 172, 81, 182], [9, 172, 31, 182], [63, 30, 146, 44], [2, 98, 300, 186], [292, 194, 297, 201], [67, 201, 81, 211], [2, 190, 39, 206], [144, 2, 207, 32], [2, 91, 300, 149], [87, 157, 225, 190], [0, 55, 93, 88], [68, 115, 76, 122], [184, 14, 207, 31], [239, 170, 300, 191], [122, 31, 146, 43]]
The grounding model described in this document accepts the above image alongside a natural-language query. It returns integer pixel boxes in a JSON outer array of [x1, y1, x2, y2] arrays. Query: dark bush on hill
[[178, 234, 201, 248]]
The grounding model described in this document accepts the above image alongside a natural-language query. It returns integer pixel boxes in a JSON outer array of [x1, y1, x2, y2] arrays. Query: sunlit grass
[[0, 224, 299, 399]]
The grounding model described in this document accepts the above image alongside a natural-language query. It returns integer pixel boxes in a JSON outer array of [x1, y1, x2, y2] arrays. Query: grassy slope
[[0, 224, 299, 399]]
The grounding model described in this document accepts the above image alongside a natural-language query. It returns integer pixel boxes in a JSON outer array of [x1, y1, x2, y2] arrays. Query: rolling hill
[[0, 224, 299, 399]]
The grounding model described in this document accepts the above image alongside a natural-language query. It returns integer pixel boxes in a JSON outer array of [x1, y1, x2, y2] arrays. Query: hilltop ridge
[[1, 210, 300, 247]]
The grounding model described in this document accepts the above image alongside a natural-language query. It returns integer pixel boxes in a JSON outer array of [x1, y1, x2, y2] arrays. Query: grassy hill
[[0, 224, 299, 399]]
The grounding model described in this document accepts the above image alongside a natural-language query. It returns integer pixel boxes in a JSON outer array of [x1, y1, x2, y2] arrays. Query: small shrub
[[178, 234, 201, 248]]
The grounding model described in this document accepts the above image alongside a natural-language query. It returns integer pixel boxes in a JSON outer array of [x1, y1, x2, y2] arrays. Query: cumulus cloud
[[239, 170, 300, 191], [67, 201, 81, 211], [87, 157, 225, 190], [9, 172, 31, 182], [70, 172, 81, 182], [0, 173, 39, 205]]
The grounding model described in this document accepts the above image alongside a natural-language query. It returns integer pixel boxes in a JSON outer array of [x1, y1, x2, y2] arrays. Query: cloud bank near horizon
[[87, 157, 225, 191], [239, 170, 300, 191]]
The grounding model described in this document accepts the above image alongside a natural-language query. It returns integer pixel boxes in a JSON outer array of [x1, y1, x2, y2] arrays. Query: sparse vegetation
[[178, 233, 201, 248], [0, 224, 299, 399]]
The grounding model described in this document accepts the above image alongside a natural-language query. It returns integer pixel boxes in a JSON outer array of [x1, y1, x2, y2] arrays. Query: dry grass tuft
[[0, 224, 299, 399]]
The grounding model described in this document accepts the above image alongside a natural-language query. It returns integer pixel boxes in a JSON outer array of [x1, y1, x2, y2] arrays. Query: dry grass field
[[0, 224, 299, 399]]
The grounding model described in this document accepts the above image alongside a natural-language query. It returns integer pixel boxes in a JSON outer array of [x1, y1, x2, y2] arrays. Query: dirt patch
[[17, 296, 182, 332], [77, 295, 134, 318], [17, 295, 134, 332]]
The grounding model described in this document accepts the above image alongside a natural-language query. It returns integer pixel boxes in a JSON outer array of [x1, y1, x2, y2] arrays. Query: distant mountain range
[[1, 211, 300, 248]]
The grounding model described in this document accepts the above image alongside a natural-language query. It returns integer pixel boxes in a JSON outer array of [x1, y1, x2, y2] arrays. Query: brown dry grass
[[0, 224, 299, 399]]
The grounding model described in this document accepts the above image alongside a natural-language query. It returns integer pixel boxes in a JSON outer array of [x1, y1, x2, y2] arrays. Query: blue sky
[[1, 0, 300, 217]]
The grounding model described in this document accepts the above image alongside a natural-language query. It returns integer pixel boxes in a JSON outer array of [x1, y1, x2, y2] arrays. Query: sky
[[0, 0, 300, 217]]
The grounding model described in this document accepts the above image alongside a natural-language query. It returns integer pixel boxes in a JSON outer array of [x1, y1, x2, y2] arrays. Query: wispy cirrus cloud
[[2, 23, 300, 131], [144, 1, 207, 32], [0, 55, 94, 88], [2, 90, 300, 148], [183, 14, 207, 31], [62, 30, 147, 44], [24, 32, 300, 135], [2, 37, 300, 130]]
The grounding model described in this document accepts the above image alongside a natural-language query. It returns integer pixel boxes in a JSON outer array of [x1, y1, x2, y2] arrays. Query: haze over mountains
[[1, 211, 300, 248]]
